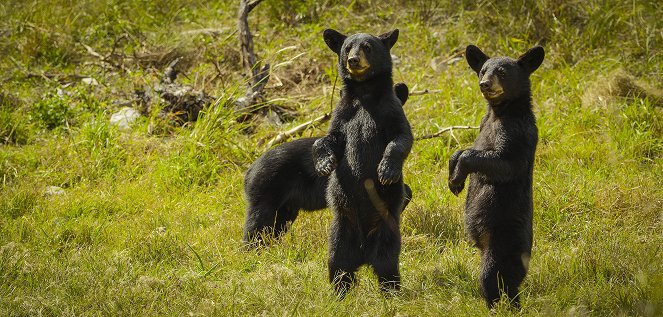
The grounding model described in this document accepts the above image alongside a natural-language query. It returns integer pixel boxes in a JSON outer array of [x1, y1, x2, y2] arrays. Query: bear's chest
[[473, 117, 503, 151], [339, 103, 388, 175], [344, 107, 381, 144]]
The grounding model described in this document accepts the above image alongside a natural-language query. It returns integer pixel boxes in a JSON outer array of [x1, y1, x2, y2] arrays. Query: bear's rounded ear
[[465, 45, 489, 74], [323, 29, 346, 55], [394, 82, 408, 106], [518, 46, 545, 74], [378, 29, 399, 50]]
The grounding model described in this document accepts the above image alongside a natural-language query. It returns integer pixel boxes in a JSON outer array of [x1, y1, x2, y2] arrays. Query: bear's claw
[[448, 178, 465, 196], [315, 156, 337, 176]]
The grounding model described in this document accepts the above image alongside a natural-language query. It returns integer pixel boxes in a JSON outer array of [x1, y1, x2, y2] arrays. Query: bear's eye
[[363, 44, 371, 53], [497, 67, 506, 75]]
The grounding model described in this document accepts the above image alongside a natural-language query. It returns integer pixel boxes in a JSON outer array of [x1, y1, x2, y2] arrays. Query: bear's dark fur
[[243, 137, 327, 245], [448, 44, 544, 308], [243, 83, 412, 247], [314, 28, 413, 296]]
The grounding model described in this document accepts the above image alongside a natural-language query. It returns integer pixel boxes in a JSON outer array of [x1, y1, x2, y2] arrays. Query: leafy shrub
[[31, 93, 76, 130]]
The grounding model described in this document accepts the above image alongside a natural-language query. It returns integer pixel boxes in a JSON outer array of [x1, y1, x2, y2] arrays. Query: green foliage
[[610, 98, 663, 161], [0, 95, 32, 145], [0, 0, 661, 316], [30, 93, 76, 130]]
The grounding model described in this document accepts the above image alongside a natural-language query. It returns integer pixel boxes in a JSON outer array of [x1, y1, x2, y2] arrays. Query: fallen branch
[[82, 43, 124, 70], [264, 113, 330, 148], [181, 28, 227, 37], [409, 89, 443, 96], [416, 125, 479, 140], [25, 72, 91, 83]]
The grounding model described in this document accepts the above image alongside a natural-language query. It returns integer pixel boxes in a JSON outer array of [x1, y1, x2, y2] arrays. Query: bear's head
[[323, 29, 398, 82], [465, 45, 544, 106]]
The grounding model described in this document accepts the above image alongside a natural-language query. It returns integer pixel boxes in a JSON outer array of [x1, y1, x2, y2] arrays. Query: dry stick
[[363, 179, 399, 236], [82, 43, 123, 70], [416, 125, 479, 140], [409, 89, 443, 96], [25, 72, 90, 82], [264, 113, 331, 149], [181, 28, 227, 36], [237, 0, 269, 110]]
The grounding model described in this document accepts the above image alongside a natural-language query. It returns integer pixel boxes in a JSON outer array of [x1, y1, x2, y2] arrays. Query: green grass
[[1, 0, 662, 315]]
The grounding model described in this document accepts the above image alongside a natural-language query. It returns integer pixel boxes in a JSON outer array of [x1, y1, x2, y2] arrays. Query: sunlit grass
[[0, 0, 661, 316]]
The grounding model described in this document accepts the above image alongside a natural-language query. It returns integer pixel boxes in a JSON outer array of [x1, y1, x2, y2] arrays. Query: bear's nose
[[479, 80, 491, 90], [348, 56, 360, 68]]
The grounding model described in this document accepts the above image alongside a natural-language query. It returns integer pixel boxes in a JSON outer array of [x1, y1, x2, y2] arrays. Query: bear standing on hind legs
[[314, 28, 413, 296], [242, 83, 412, 247], [448, 44, 544, 308]]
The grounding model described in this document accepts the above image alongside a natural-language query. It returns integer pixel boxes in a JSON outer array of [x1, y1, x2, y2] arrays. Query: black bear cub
[[315, 28, 413, 296], [448, 44, 544, 308], [243, 83, 412, 247]]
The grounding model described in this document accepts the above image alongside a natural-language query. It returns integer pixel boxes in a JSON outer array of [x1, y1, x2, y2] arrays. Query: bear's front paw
[[315, 155, 337, 176], [449, 149, 465, 174], [377, 160, 401, 185], [448, 178, 465, 196]]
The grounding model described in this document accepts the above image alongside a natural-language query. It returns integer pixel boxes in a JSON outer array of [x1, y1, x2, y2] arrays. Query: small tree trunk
[[237, 0, 269, 111]]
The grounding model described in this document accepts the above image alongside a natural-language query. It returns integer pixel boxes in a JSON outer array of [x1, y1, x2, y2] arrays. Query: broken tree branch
[[247, 0, 264, 12], [237, 0, 270, 111], [264, 113, 331, 148], [409, 89, 443, 96], [82, 42, 124, 70], [416, 125, 479, 140], [25, 72, 91, 83]]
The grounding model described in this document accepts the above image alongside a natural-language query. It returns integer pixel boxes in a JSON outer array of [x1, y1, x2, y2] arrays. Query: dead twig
[[416, 125, 479, 140], [82, 43, 124, 70], [25, 72, 91, 83], [409, 89, 443, 96], [181, 28, 228, 37], [264, 113, 330, 148]]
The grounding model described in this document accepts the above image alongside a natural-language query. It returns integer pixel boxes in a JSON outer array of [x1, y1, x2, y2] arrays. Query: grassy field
[[1, 0, 662, 315]]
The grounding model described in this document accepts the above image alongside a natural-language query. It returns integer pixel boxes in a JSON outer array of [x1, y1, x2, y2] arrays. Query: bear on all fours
[[314, 28, 413, 296], [448, 44, 544, 308], [242, 83, 412, 247]]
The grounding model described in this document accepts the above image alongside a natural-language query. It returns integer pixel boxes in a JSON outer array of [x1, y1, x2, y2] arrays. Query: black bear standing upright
[[314, 28, 413, 296], [448, 44, 544, 308], [242, 83, 412, 247]]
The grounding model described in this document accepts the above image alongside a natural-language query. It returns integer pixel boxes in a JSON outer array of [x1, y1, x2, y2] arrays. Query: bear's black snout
[[348, 56, 360, 68], [479, 80, 491, 91]]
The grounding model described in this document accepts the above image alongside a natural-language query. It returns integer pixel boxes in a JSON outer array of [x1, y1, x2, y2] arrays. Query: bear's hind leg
[[372, 254, 401, 293], [243, 204, 271, 245], [371, 222, 402, 293], [243, 201, 285, 246], [328, 215, 362, 298], [274, 206, 299, 238], [480, 250, 527, 309]]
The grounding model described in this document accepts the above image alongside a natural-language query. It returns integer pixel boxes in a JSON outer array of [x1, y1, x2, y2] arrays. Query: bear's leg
[[370, 213, 402, 293], [402, 183, 412, 213], [500, 251, 527, 308], [328, 214, 362, 298], [273, 206, 299, 238], [243, 200, 287, 246], [479, 251, 501, 308], [372, 250, 401, 292], [480, 249, 527, 309], [243, 203, 271, 245]]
